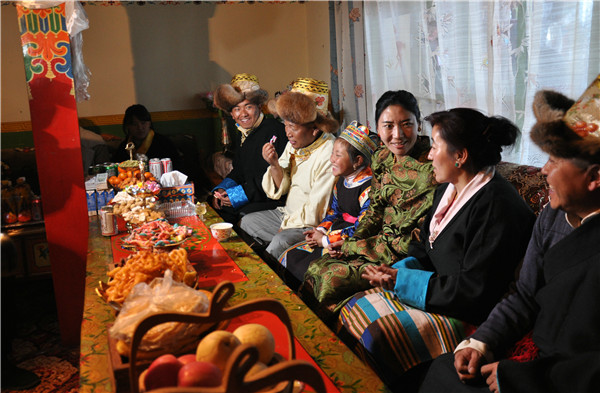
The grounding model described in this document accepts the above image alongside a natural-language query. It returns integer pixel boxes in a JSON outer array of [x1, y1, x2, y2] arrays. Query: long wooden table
[[79, 208, 388, 393]]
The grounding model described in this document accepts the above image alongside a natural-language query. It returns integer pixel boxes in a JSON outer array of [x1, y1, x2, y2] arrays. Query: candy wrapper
[[563, 74, 600, 138]]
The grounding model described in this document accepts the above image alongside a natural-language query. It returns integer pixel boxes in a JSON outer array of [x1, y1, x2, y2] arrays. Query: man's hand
[[262, 142, 280, 166], [481, 361, 499, 393], [304, 229, 324, 248], [361, 265, 397, 290], [454, 348, 485, 383], [211, 189, 231, 209]]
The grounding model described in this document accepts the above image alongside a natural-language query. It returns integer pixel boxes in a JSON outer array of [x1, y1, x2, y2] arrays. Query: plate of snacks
[[112, 193, 165, 227], [121, 218, 193, 250], [96, 248, 198, 308]]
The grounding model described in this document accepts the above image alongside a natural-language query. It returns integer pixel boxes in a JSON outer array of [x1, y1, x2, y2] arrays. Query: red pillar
[[16, 3, 88, 346]]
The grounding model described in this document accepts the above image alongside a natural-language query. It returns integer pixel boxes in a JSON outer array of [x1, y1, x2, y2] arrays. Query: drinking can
[[160, 158, 173, 173], [149, 158, 163, 180], [106, 163, 118, 178], [100, 205, 118, 236]]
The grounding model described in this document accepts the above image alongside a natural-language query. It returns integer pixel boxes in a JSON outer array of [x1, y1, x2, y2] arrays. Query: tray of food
[[122, 281, 327, 393], [121, 218, 193, 250], [96, 248, 198, 308]]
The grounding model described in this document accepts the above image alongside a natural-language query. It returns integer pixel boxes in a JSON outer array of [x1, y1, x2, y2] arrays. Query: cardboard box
[[86, 190, 97, 216], [158, 182, 194, 203]]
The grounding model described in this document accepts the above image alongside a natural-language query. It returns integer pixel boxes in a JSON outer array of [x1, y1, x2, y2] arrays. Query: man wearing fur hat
[[211, 73, 288, 224], [240, 78, 340, 260], [419, 77, 600, 393]]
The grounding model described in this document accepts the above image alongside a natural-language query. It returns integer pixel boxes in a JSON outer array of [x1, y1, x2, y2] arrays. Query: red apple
[[144, 354, 182, 390], [3, 212, 17, 224], [177, 361, 222, 387], [18, 211, 31, 222], [177, 354, 198, 365]]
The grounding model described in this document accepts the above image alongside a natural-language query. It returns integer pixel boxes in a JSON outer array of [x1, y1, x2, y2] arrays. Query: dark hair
[[425, 108, 519, 172], [122, 104, 154, 135], [375, 90, 421, 125]]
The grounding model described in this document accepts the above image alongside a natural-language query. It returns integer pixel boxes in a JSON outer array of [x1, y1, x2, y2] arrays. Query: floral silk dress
[[302, 137, 437, 319]]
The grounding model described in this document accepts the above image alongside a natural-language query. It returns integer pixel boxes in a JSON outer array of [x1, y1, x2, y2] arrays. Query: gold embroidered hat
[[213, 73, 268, 113], [268, 77, 339, 134], [340, 121, 379, 162], [531, 74, 600, 164]]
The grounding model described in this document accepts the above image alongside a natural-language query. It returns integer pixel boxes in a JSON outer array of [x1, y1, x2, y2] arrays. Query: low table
[[79, 207, 388, 393]]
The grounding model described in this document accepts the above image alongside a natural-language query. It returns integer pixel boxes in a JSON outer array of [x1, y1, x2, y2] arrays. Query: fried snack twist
[[104, 248, 196, 304]]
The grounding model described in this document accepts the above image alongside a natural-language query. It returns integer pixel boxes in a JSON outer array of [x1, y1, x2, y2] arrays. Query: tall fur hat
[[213, 73, 268, 113], [268, 77, 339, 134], [530, 75, 600, 165]]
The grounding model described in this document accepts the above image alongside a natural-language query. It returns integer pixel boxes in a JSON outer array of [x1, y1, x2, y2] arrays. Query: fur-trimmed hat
[[530, 75, 600, 164], [268, 77, 339, 134], [213, 73, 268, 113]]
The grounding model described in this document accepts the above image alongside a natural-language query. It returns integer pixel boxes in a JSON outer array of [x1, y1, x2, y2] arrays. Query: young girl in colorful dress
[[279, 121, 379, 283]]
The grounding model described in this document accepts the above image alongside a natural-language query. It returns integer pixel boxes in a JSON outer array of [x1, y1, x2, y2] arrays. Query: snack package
[[109, 270, 209, 353]]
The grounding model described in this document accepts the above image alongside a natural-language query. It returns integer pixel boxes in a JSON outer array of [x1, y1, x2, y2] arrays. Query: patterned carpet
[[2, 278, 80, 392]]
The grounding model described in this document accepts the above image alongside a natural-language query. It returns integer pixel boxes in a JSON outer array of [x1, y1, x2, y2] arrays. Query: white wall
[[1, 2, 331, 122]]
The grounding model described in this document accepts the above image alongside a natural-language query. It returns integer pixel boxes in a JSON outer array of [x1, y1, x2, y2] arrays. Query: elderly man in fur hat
[[419, 76, 600, 393], [211, 74, 288, 224], [240, 78, 340, 260]]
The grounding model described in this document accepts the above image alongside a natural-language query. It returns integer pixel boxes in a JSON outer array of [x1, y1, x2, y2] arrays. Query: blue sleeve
[[212, 177, 237, 193], [393, 267, 433, 310]]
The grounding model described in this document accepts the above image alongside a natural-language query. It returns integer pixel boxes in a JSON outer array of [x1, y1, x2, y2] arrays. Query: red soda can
[[149, 158, 163, 180], [160, 158, 173, 173]]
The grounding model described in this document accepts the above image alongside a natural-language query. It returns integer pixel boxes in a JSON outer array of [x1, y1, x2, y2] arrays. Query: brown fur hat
[[268, 78, 339, 134], [212, 74, 268, 113], [530, 90, 600, 164]]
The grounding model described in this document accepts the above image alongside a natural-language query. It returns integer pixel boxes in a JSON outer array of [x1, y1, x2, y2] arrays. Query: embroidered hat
[[213, 73, 268, 113], [531, 74, 600, 164], [340, 121, 379, 161], [268, 77, 339, 134]]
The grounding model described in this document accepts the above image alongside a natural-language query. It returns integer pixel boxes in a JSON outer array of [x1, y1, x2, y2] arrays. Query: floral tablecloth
[[80, 209, 389, 393]]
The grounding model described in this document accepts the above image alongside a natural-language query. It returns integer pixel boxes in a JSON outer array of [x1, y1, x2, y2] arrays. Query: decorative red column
[[16, 3, 88, 346]]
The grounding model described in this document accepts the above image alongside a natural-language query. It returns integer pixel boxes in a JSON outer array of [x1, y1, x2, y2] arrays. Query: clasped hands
[[211, 188, 231, 210], [454, 348, 500, 393]]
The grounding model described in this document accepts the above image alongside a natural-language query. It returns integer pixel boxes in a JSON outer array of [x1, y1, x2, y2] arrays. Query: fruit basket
[[125, 281, 326, 393]]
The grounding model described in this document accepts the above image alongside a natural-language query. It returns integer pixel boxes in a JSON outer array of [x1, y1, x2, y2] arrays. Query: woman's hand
[[454, 348, 485, 383], [361, 265, 397, 290], [327, 240, 344, 258]]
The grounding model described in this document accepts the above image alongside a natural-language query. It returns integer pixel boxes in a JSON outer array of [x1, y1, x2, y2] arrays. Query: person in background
[[239, 78, 339, 260], [301, 90, 437, 321], [279, 121, 379, 284], [112, 104, 183, 170], [80, 126, 111, 173], [210, 73, 288, 224], [339, 108, 536, 390], [420, 83, 600, 393]]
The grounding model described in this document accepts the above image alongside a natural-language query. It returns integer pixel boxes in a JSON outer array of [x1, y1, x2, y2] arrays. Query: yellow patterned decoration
[[230, 73, 261, 94], [291, 77, 329, 116]]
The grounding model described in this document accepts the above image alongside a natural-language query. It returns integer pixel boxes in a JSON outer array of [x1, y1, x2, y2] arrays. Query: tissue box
[[158, 182, 195, 203]]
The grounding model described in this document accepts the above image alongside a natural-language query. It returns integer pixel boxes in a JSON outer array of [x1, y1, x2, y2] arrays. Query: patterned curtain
[[342, 0, 599, 166], [329, 1, 370, 130]]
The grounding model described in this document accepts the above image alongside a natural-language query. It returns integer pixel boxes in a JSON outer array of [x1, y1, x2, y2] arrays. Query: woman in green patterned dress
[[301, 90, 437, 321]]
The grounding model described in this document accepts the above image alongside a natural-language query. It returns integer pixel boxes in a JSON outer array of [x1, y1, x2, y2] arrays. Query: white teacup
[[210, 222, 233, 241]]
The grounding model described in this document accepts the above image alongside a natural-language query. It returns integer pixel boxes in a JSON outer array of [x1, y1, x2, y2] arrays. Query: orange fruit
[[144, 172, 153, 180], [118, 172, 127, 180], [133, 169, 141, 179], [126, 170, 133, 178], [108, 176, 119, 186], [117, 166, 126, 174]]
